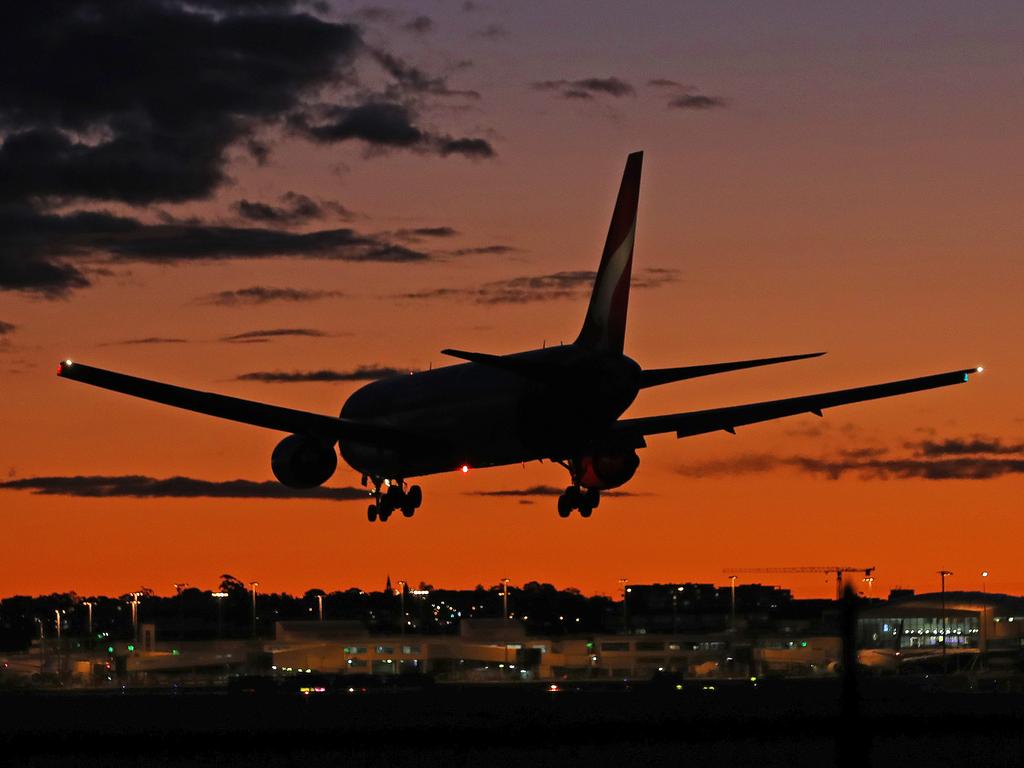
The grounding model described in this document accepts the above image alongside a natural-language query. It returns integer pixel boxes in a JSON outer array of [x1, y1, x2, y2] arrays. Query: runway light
[[461, 465, 469, 473]]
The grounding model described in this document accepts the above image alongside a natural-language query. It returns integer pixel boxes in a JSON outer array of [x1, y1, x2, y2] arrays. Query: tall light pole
[[174, 583, 188, 640], [317, 594, 324, 622], [249, 581, 259, 638], [501, 578, 510, 621], [938, 570, 952, 670], [619, 578, 629, 634], [83, 601, 94, 637], [982, 571, 989, 593], [397, 580, 407, 635], [212, 592, 228, 638], [129, 592, 142, 641], [729, 575, 738, 633]]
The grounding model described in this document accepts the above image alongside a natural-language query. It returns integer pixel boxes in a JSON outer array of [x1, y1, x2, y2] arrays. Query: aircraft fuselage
[[338, 345, 642, 479]]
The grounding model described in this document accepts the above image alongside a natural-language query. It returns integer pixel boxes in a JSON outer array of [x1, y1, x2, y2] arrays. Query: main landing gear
[[557, 485, 600, 518], [366, 477, 422, 523]]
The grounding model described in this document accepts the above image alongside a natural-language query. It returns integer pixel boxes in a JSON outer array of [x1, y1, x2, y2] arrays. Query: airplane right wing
[[612, 367, 982, 443], [56, 360, 415, 448]]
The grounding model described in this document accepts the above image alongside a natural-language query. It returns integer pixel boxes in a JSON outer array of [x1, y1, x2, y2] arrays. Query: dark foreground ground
[[4, 678, 1024, 767]]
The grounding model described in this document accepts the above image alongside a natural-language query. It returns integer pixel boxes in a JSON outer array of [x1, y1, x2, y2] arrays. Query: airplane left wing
[[612, 367, 982, 443], [56, 360, 415, 448]]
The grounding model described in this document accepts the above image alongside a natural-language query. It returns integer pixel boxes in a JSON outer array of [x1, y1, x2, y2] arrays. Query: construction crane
[[723, 566, 876, 600]]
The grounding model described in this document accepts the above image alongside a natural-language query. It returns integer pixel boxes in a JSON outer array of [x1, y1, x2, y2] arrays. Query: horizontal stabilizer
[[440, 348, 552, 381], [639, 352, 825, 388]]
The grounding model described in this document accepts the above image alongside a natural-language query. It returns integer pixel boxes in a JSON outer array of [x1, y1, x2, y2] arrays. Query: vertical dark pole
[[837, 584, 868, 768]]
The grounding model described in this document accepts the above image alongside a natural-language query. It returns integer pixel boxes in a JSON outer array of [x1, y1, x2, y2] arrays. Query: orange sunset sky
[[1, 1, 1021, 599]]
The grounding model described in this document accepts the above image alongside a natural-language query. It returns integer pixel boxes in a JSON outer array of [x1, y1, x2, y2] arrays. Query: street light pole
[[982, 571, 989, 594], [212, 592, 228, 638], [83, 601, 94, 637], [249, 581, 259, 638], [397, 580, 407, 635], [317, 594, 324, 622], [619, 578, 629, 634], [938, 570, 952, 670], [174, 583, 188, 640], [729, 575, 737, 633], [501, 578, 510, 620], [129, 592, 142, 641]]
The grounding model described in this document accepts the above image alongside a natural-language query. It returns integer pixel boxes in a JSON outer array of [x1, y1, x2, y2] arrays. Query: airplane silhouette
[[58, 152, 981, 522]]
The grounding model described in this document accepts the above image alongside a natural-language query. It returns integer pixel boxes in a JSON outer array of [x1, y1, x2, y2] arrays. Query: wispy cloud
[[676, 434, 1024, 481], [104, 336, 188, 346], [532, 77, 635, 100], [199, 286, 345, 306], [236, 366, 411, 383], [220, 328, 329, 344], [396, 267, 679, 304], [0, 475, 368, 501]]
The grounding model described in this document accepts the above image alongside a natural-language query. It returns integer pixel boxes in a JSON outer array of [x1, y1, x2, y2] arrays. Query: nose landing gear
[[366, 477, 423, 523]]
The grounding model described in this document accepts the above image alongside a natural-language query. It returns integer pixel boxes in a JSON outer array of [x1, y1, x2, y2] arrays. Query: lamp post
[[83, 601, 94, 637], [938, 570, 952, 670], [317, 593, 324, 622], [212, 592, 228, 638], [249, 581, 259, 638], [501, 578, 510, 620], [397, 581, 407, 635], [174, 583, 188, 640], [982, 571, 989, 594], [129, 592, 142, 641], [618, 578, 629, 634], [729, 575, 738, 633]]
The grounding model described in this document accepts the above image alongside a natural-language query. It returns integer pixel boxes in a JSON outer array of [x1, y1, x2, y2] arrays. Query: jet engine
[[271, 434, 337, 489], [577, 449, 640, 490]]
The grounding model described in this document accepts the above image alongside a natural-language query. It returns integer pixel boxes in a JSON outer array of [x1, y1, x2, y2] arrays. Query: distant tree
[[219, 574, 245, 593]]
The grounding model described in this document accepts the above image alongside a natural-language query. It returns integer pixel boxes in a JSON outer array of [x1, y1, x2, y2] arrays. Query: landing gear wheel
[[557, 493, 573, 518], [407, 485, 423, 508], [379, 506, 392, 522], [583, 488, 600, 509], [401, 505, 416, 518], [578, 504, 593, 519], [367, 504, 378, 522]]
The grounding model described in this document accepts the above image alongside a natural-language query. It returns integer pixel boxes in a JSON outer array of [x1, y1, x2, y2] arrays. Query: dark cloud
[[449, 244, 520, 256], [353, 6, 398, 23], [470, 485, 638, 497], [220, 328, 328, 343], [533, 78, 635, 99], [370, 50, 480, 99], [648, 79, 686, 88], [289, 101, 494, 158], [668, 93, 725, 110], [0, 1, 495, 297], [393, 226, 459, 241], [0, 202, 431, 296], [236, 366, 411, 382], [0, 4, 361, 206], [403, 16, 434, 34], [199, 286, 345, 306], [677, 434, 1024, 481], [397, 268, 678, 304], [0, 474, 367, 501], [475, 23, 507, 39], [0, 321, 15, 336], [234, 192, 351, 225], [910, 437, 1024, 457], [107, 337, 189, 346]]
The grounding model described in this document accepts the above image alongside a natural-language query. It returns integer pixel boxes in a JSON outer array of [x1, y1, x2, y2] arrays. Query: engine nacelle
[[577, 449, 640, 490], [271, 434, 337, 489]]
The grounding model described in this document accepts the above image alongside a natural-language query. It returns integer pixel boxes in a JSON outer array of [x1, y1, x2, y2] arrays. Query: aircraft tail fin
[[574, 151, 643, 355]]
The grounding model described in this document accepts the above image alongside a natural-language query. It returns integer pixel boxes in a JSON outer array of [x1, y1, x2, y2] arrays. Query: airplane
[[57, 151, 982, 522]]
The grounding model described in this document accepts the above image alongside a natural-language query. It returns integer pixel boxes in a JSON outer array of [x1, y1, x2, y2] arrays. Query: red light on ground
[[461, 465, 469, 473]]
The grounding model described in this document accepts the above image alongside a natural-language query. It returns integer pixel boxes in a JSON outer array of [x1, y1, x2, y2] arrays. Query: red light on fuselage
[[461, 465, 469, 474]]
